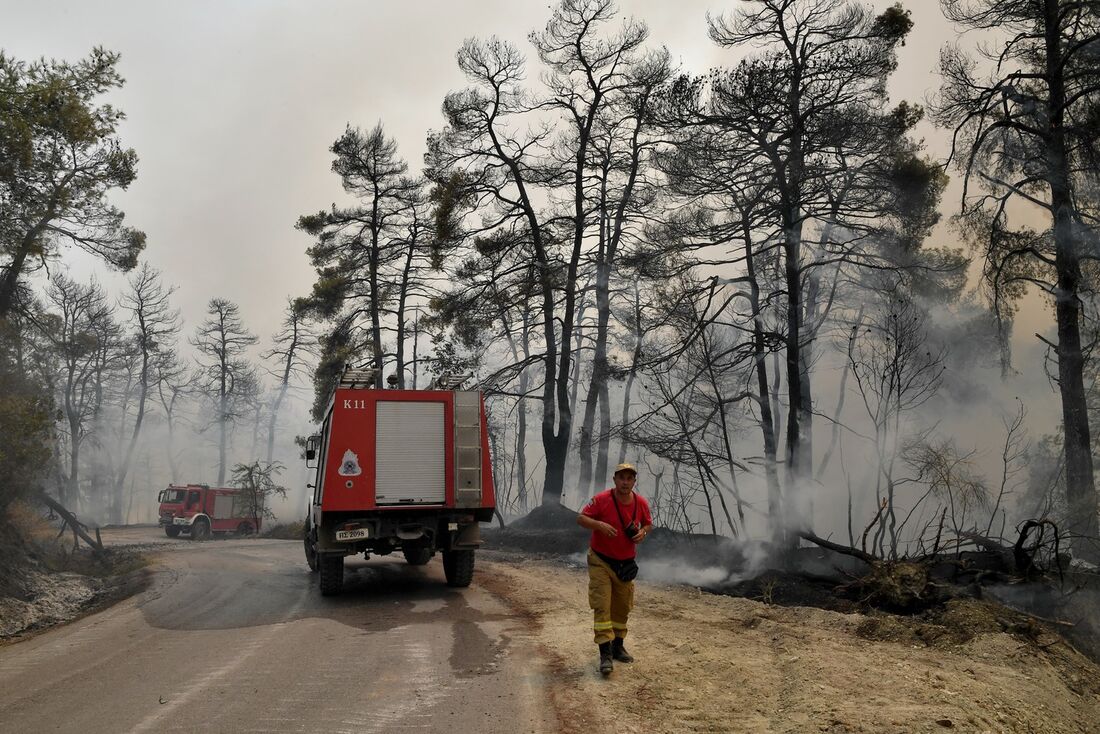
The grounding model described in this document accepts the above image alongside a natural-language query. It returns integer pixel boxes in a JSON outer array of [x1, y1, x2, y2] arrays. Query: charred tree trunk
[[368, 221, 385, 389], [618, 281, 644, 466], [217, 386, 228, 486], [577, 260, 606, 497], [114, 351, 150, 520], [266, 381, 289, 466], [1043, 0, 1099, 562], [784, 225, 806, 485], [744, 224, 784, 537], [394, 234, 417, 389], [516, 305, 532, 510], [797, 270, 818, 524], [515, 371, 530, 511]]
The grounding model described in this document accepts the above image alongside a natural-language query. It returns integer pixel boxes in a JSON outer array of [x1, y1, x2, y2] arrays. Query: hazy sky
[[2, 0, 964, 346]]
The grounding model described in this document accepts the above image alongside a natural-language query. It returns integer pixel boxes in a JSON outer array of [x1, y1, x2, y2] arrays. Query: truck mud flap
[[450, 523, 480, 549]]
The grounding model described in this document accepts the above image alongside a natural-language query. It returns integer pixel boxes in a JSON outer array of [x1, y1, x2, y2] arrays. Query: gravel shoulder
[[479, 554, 1100, 734]]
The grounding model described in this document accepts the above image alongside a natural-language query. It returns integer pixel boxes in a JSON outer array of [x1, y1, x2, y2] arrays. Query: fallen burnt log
[[40, 494, 104, 553], [798, 518, 1070, 614], [798, 531, 943, 612]]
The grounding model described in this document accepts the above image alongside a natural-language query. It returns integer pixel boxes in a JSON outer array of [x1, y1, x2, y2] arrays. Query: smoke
[[639, 559, 732, 587], [564, 549, 734, 587], [70, 390, 316, 528], [987, 579, 1100, 662]]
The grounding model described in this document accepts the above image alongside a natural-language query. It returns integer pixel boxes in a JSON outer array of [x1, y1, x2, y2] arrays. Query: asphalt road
[[0, 528, 555, 733]]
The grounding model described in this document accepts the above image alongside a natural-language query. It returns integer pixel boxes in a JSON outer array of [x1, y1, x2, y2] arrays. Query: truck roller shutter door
[[214, 494, 234, 519], [375, 401, 446, 504]]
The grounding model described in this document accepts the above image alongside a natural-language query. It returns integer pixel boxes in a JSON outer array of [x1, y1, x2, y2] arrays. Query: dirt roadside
[[479, 555, 1100, 734]]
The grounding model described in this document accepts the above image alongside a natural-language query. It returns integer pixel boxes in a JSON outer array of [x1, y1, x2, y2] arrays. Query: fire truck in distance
[[303, 369, 495, 595], [157, 484, 262, 540]]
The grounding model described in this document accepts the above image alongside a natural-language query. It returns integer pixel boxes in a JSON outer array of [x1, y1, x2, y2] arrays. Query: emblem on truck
[[338, 448, 362, 476]]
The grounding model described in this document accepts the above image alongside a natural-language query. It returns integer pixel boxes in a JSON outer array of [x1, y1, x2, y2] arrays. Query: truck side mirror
[[305, 434, 320, 468]]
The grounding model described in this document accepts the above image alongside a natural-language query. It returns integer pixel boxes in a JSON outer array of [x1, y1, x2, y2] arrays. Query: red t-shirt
[[581, 489, 653, 561]]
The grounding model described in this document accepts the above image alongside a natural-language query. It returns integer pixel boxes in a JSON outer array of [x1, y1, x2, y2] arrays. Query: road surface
[[0, 528, 555, 733]]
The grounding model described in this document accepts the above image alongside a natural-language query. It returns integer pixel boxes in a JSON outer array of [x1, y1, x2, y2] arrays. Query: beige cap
[[614, 462, 638, 475]]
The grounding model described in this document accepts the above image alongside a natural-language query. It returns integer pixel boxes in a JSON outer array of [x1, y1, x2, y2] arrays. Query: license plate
[[173, 517, 187, 525], [336, 528, 369, 541]]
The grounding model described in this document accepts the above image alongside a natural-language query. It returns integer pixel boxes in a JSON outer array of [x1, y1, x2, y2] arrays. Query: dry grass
[[261, 521, 305, 539], [0, 501, 153, 641]]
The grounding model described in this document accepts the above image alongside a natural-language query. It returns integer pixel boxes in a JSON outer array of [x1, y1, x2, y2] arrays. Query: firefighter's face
[[613, 471, 637, 492]]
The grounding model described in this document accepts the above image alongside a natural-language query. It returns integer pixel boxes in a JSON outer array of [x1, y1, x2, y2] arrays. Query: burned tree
[[934, 0, 1100, 561], [698, 0, 916, 498], [191, 298, 258, 486], [429, 0, 659, 505], [652, 1, 924, 541], [298, 124, 425, 397], [261, 299, 315, 465], [429, 232, 542, 511], [571, 48, 671, 499], [847, 295, 946, 558], [111, 264, 179, 523]]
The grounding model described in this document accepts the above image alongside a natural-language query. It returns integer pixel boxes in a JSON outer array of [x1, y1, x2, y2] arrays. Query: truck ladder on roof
[[430, 373, 472, 390], [339, 368, 378, 389]]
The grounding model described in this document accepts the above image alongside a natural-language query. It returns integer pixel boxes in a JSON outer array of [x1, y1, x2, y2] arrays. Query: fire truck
[[157, 484, 262, 540], [303, 369, 495, 595]]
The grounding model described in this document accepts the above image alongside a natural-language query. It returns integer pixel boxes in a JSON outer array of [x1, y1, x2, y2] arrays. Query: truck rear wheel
[[190, 518, 210, 541], [442, 549, 475, 587], [319, 554, 343, 596], [165, 526, 181, 538], [402, 544, 433, 566]]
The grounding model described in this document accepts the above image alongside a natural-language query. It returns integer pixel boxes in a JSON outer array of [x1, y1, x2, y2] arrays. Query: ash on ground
[[0, 510, 152, 641], [484, 506, 1100, 663]]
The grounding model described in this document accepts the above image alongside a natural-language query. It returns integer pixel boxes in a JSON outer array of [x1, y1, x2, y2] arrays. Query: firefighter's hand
[[631, 528, 647, 543], [597, 521, 618, 538]]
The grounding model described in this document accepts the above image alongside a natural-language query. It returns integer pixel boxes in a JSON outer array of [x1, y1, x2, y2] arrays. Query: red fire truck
[[157, 484, 262, 540], [303, 370, 495, 595]]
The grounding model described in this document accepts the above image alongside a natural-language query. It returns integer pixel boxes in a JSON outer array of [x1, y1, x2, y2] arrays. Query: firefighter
[[576, 462, 653, 675]]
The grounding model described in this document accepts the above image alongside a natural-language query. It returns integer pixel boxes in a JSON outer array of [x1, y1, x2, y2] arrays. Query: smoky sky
[[6, 1, 1079, 536], [0, 1, 1061, 435], [2, 0, 965, 345]]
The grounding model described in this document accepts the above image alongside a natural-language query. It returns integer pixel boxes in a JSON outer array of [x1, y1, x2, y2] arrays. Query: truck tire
[[190, 518, 210, 542], [165, 526, 181, 538], [402, 544, 433, 566], [442, 549, 475, 588], [319, 554, 343, 596], [304, 528, 319, 573]]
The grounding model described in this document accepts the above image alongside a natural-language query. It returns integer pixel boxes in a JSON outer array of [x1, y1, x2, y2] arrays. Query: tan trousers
[[587, 549, 635, 645]]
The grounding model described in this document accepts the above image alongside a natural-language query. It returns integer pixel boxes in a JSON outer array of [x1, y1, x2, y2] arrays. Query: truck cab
[[303, 370, 495, 595]]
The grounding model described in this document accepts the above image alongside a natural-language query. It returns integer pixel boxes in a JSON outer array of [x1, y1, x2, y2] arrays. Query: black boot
[[598, 642, 613, 675], [612, 637, 634, 663]]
